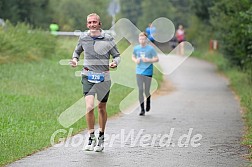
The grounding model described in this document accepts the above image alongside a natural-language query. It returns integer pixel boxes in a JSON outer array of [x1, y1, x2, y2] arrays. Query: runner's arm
[[72, 42, 83, 61], [132, 54, 140, 64], [70, 41, 83, 67], [110, 44, 121, 66]]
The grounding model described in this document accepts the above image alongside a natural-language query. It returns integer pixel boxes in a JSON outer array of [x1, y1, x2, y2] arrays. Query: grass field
[[0, 36, 163, 166]]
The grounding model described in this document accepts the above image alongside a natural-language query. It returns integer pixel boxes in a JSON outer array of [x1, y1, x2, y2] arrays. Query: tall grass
[[0, 21, 57, 63]]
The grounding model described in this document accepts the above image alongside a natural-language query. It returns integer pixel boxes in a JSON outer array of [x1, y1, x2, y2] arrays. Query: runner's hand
[[141, 57, 150, 63], [109, 61, 117, 68], [136, 58, 141, 64], [69, 59, 78, 67]]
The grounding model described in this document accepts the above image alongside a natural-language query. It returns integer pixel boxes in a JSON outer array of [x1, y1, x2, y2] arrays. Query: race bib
[[87, 71, 105, 83]]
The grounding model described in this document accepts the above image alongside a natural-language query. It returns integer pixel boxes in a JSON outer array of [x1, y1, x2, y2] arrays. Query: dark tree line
[[0, 0, 51, 28], [191, 0, 252, 70]]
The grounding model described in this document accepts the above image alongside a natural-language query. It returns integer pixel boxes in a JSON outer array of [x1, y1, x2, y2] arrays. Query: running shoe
[[94, 136, 104, 152], [84, 136, 97, 151]]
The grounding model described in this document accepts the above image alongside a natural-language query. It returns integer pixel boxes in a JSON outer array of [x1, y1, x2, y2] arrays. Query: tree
[[210, 0, 252, 68], [0, 0, 51, 29], [137, 0, 175, 31], [170, 0, 191, 28], [120, 0, 142, 26], [190, 0, 215, 25], [49, 0, 111, 31]]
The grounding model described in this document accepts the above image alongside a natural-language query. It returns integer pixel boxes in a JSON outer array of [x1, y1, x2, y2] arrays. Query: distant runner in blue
[[145, 23, 156, 43], [132, 32, 159, 116]]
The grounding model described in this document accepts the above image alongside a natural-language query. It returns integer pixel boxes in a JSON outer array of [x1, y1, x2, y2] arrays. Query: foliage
[[186, 15, 212, 49], [0, 0, 51, 29], [120, 0, 142, 26], [49, 0, 112, 31], [209, 0, 252, 69], [190, 0, 215, 25], [189, 0, 252, 70], [0, 0, 112, 30], [137, 0, 175, 31], [0, 0, 189, 36], [0, 21, 57, 64], [170, 0, 191, 28], [239, 6, 252, 72]]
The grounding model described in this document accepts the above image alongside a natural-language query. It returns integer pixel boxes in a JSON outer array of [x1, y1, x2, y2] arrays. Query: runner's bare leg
[[97, 102, 107, 132], [85, 95, 95, 133]]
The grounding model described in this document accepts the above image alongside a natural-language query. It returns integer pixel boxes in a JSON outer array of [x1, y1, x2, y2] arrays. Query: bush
[[0, 21, 57, 64], [210, 0, 252, 69]]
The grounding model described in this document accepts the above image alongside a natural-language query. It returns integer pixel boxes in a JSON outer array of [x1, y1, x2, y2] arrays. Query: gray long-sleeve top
[[72, 30, 120, 72]]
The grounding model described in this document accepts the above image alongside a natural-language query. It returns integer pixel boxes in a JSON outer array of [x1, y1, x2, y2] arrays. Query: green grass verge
[[0, 21, 57, 63], [192, 50, 252, 159], [0, 37, 163, 166]]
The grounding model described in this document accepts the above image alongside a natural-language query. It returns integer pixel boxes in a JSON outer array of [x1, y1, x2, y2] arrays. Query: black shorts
[[81, 75, 111, 102]]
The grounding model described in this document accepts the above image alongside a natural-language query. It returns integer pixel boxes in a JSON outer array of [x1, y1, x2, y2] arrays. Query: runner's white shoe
[[84, 136, 97, 151], [94, 136, 104, 152]]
